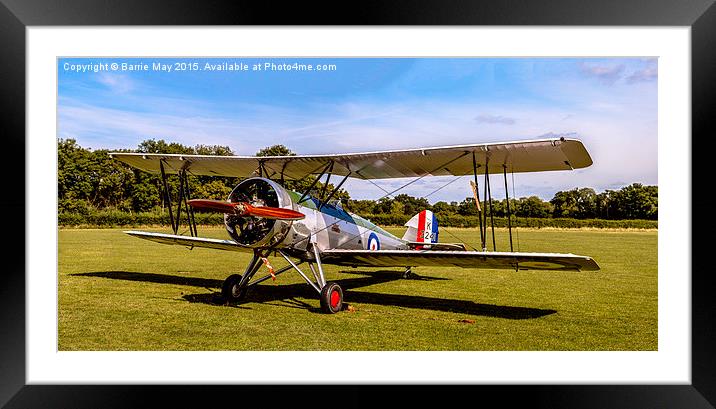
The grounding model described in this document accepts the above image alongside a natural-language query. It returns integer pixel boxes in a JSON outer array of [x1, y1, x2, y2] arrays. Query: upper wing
[[110, 136, 592, 180], [320, 249, 600, 271], [124, 230, 252, 252]]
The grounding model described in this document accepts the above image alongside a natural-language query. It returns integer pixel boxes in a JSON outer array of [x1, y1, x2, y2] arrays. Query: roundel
[[367, 232, 380, 251]]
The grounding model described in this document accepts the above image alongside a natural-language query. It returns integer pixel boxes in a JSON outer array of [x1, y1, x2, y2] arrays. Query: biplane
[[110, 136, 599, 314]]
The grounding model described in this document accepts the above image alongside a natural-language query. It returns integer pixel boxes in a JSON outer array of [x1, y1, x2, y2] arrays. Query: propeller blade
[[244, 204, 305, 220], [187, 199, 305, 221], [187, 199, 237, 214]]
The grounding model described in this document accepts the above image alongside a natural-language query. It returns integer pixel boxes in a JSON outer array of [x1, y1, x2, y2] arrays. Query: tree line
[[58, 138, 657, 221]]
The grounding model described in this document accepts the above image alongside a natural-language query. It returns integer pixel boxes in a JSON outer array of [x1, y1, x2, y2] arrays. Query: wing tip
[[581, 258, 601, 271]]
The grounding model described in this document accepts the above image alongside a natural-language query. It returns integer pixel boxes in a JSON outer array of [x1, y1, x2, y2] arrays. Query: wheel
[[320, 282, 343, 314], [222, 274, 248, 303]]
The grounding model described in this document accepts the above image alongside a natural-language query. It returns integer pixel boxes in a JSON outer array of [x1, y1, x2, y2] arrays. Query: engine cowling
[[223, 177, 298, 249]]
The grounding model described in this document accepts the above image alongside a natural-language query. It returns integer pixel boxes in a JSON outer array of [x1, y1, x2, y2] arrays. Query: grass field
[[58, 227, 657, 351]]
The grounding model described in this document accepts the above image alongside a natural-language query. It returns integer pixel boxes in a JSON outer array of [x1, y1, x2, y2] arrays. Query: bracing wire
[[439, 227, 481, 251], [361, 175, 393, 197], [423, 175, 463, 200]]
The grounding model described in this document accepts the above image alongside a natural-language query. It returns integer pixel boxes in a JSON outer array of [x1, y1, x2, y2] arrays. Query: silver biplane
[[111, 136, 599, 314]]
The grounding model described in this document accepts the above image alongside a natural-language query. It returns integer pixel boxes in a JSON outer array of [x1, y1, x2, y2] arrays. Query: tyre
[[222, 274, 248, 303], [320, 282, 343, 314]]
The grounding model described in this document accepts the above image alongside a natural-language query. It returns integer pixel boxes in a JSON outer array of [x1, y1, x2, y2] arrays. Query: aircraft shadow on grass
[[73, 270, 556, 319]]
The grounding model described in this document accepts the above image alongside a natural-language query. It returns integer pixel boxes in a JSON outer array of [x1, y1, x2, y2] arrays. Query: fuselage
[[284, 189, 408, 253], [221, 177, 409, 255]]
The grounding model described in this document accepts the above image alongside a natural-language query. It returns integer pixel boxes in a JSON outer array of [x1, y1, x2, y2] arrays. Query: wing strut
[[182, 172, 198, 236], [319, 171, 351, 210], [319, 161, 335, 202], [503, 164, 514, 252], [484, 156, 496, 251], [472, 152, 486, 251], [298, 161, 333, 204], [159, 160, 175, 232], [159, 160, 198, 236]]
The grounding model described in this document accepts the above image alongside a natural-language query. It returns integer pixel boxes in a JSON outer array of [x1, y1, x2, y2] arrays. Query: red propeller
[[187, 199, 305, 221]]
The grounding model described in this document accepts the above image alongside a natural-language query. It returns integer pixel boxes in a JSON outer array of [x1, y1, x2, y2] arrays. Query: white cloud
[[475, 114, 516, 125], [578, 63, 625, 86], [96, 73, 134, 94], [627, 66, 658, 84]]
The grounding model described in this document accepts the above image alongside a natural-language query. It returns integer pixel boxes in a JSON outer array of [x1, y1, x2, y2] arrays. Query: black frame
[[3, 0, 714, 407]]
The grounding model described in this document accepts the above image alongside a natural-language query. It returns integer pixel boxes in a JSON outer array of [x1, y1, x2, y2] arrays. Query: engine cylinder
[[224, 177, 295, 249]]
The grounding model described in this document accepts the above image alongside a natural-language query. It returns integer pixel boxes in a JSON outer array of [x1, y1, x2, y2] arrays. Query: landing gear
[[279, 246, 345, 314], [226, 244, 345, 313], [320, 282, 343, 314], [402, 266, 414, 279], [222, 274, 248, 302], [221, 252, 263, 303]]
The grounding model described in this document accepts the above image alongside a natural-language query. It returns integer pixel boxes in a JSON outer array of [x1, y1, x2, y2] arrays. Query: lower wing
[[320, 249, 599, 271], [123, 231, 599, 271], [123, 230, 252, 252]]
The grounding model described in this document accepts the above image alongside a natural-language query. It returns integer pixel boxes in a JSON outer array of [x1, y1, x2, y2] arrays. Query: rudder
[[402, 210, 439, 248]]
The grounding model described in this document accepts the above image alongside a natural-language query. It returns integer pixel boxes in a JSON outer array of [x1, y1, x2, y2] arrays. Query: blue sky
[[58, 57, 657, 202]]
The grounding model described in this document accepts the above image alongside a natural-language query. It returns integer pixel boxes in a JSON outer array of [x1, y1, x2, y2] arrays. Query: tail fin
[[402, 210, 439, 248]]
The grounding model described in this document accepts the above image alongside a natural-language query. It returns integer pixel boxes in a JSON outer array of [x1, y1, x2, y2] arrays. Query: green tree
[[514, 196, 551, 218], [457, 197, 480, 216], [392, 194, 430, 216], [129, 174, 161, 212], [372, 197, 394, 214], [195, 144, 234, 156], [256, 145, 293, 157], [137, 139, 195, 155], [574, 188, 597, 218], [58, 138, 135, 212], [551, 188, 596, 218], [193, 180, 233, 200], [595, 191, 612, 219], [432, 201, 456, 215], [609, 183, 658, 219], [390, 201, 405, 215], [343, 199, 376, 215]]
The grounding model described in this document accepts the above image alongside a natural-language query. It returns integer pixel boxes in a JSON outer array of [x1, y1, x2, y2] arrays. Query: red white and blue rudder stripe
[[402, 210, 439, 249]]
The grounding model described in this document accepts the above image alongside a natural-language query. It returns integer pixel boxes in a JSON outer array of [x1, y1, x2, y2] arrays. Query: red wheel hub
[[330, 289, 341, 309]]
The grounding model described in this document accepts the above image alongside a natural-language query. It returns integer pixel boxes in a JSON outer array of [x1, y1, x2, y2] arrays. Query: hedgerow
[[362, 214, 656, 229], [58, 210, 224, 227], [58, 210, 657, 229]]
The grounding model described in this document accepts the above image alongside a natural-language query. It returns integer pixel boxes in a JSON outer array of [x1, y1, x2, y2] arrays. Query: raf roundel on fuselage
[[367, 232, 380, 251]]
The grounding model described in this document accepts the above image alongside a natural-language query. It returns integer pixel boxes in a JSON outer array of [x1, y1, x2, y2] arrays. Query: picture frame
[[3, 0, 714, 407]]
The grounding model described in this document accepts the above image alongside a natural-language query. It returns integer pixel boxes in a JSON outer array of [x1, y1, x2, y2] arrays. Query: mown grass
[[58, 227, 657, 351]]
